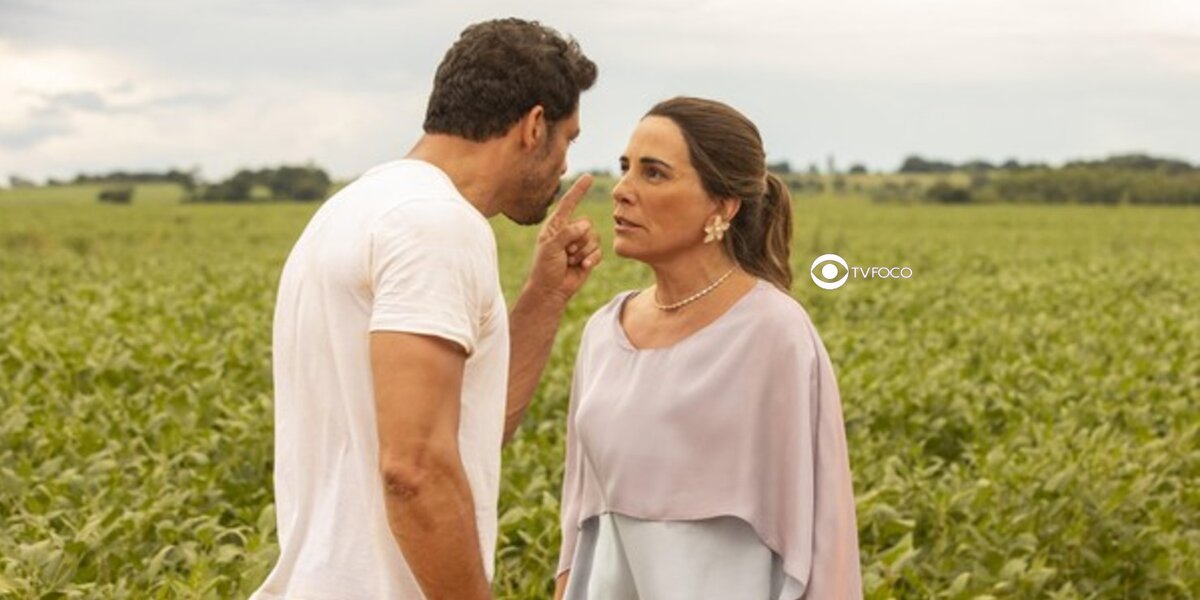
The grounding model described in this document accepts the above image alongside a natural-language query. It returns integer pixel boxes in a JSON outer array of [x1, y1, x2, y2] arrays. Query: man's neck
[[405, 134, 511, 217]]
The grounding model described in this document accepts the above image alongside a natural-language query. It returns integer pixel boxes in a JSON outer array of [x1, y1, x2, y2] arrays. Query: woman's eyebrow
[[639, 156, 673, 170]]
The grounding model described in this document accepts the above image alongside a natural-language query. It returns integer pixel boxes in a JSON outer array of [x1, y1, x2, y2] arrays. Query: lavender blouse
[[557, 280, 862, 598]]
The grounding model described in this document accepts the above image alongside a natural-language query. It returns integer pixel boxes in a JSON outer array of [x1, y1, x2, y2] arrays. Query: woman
[[555, 97, 862, 599]]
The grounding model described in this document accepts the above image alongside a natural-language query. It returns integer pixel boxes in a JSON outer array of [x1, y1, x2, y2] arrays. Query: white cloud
[[1, 0, 1198, 181]]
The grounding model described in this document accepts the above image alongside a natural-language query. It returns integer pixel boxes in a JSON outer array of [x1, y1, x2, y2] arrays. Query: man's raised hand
[[527, 174, 601, 303]]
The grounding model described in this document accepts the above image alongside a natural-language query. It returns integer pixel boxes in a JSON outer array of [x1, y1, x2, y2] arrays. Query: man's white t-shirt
[[252, 160, 510, 600]]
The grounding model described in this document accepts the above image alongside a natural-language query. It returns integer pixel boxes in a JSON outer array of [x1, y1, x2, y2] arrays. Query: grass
[[1, 184, 1197, 598]]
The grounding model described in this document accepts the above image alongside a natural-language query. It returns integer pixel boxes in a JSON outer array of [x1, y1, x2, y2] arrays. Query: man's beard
[[507, 172, 561, 226]]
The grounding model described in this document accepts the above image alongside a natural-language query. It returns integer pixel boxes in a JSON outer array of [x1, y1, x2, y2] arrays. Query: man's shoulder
[[355, 159, 463, 203], [339, 161, 487, 238], [372, 197, 492, 245], [366, 194, 497, 275]]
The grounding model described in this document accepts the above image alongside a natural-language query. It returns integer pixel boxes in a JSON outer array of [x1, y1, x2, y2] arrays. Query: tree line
[[8, 165, 333, 204], [897, 153, 1196, 175], [10, 152, 1199, 205], [787, 153, 1200, 206], [193, 166, 332, 202]]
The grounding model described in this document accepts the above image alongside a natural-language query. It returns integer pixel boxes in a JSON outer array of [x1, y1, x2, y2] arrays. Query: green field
[[1, 184, 1197, 598]]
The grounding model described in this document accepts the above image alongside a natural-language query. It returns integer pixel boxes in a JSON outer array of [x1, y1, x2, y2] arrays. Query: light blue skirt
[[563, 513, 806, 600]]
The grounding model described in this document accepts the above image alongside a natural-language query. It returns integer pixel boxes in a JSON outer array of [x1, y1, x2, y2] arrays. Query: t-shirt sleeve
[[367, 199, 493, 355]]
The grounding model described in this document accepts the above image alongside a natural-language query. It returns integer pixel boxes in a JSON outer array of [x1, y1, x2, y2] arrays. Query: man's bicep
[[370, 331, 468, 453]]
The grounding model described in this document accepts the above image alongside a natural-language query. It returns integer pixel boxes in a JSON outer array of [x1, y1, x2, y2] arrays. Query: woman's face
[[612, 116, 724, 262]]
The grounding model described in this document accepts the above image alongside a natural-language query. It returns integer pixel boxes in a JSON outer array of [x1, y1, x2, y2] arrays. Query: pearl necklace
[[654, 268, 736, 311]]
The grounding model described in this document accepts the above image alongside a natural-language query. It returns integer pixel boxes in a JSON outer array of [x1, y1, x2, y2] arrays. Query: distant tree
[[195, 164, 331, 202], [1001, 158, 1022, 170], [868, 180, 923, 203], [925, 181, 971, 204], [1066, 153, 1193, 174], [806, 163, 820, 176], [785, 174, 824, 195], [227, 170, 258, 201], [962, 160, 996, 171], [168, 168, 200, 200], [8, 175, 36, 188], [268, 165, 331, 201], [767, 160, 792, 175], [201, 170, 254, 202], [75, 168, 199, 186], [899, 155, 956, 173], [98, 186, 134, 204], [848, 164, 868, 174], [988, 165, 1200, 205], [164, 168, 198, 192]]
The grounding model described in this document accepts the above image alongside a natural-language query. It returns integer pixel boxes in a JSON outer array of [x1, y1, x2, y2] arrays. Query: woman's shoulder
[[579, 289, 638, 339], [592, 289, 637, 321], [745, 280, 815, 326], [740, 280, 824, 352]]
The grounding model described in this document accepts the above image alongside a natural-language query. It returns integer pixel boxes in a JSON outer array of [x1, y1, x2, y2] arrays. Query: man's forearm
[[382, 457, 492, 600], [504, 283, 569, 443]]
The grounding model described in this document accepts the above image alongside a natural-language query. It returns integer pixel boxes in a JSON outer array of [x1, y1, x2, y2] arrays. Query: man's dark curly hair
[[423, 18, 598, 141]]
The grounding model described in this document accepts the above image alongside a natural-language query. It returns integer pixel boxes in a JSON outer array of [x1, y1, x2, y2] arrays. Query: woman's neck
[[648, 248, 740, 306]]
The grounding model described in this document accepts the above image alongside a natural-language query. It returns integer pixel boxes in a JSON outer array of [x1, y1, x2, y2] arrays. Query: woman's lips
[[613, 215, 642, 233]]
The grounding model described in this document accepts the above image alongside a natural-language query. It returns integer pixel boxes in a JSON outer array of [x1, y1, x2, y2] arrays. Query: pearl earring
[[704, 216, 730, 243]]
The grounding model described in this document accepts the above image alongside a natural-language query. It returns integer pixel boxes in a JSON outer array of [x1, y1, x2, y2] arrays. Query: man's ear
[[517, 105, 547, 152]]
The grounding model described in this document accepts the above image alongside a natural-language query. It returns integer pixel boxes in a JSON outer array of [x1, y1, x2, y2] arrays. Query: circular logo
[[810, 253, 849, 290]]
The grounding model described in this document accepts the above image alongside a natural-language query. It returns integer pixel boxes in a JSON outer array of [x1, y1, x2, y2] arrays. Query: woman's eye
[[646, 168, 663, 181]]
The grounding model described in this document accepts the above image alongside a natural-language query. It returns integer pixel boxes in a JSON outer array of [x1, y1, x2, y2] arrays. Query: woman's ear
[[721, 197, 742, 222]]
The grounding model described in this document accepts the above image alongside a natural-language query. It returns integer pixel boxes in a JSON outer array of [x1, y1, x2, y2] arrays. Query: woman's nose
[[612, 174, 633, 204]]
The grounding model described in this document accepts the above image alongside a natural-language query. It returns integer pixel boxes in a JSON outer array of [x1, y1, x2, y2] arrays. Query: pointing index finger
[[551, 173, 594, 223]]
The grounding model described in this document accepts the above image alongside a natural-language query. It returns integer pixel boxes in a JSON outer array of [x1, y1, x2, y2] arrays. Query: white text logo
[[810, 254, 912, 290]]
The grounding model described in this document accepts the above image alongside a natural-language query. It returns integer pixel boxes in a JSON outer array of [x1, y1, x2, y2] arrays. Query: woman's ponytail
[[726, 173, 793, 290]]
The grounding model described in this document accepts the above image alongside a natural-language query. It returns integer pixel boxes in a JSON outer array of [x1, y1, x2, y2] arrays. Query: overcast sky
[[2, 0, 1198, 183]]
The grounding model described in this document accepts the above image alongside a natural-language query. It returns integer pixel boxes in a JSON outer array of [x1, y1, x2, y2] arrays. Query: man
[[252, 18, 598, 600]]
